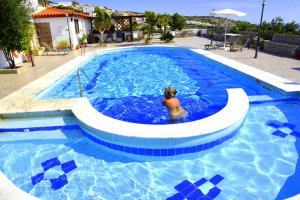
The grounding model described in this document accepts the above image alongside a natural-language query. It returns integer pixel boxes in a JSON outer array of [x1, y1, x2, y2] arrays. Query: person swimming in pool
[[162, 87, 188, 121]]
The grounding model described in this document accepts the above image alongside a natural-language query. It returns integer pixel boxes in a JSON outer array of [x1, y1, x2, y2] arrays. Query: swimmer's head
[[164, 87, 177, 99]]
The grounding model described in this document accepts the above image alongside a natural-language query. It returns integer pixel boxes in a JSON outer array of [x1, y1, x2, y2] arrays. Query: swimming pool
[[0, 100, 299, 199], [36, 47, 278, 124], [1, 46, 300, 199]]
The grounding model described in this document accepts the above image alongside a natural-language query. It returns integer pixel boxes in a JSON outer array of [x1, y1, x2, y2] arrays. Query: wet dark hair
[[164, 87, 177, 99]]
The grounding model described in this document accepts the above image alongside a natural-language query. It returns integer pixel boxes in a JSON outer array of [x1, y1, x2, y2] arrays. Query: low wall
[[264, 40, 298, 57], [272, 34, 300, 46]]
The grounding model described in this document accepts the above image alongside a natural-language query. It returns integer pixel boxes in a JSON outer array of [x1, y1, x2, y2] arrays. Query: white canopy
[[210, 9, 247, 50], [211, 9, 246, 17]]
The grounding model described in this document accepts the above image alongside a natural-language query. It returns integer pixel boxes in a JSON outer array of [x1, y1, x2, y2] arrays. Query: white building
[[32, 7, 92, 50], [57, 2, 73, 7], [82, 5, 95, 15]]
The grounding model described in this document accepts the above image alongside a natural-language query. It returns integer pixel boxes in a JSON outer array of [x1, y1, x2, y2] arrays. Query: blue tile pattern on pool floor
[[167, 174, 224, 200], [267, 120, 299, 138], [31, 157, 77, 190]]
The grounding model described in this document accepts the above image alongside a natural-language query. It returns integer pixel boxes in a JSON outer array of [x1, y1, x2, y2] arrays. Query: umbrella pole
[[224, 18, 228, 49]]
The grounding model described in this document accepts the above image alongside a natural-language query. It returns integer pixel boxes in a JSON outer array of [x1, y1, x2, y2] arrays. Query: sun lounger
[[41, 42, 69, 55]]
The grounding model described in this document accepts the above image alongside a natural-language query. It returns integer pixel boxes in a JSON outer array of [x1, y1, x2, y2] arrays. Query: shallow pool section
[[36, 47, 277, 124], [0, 100, 299, 199]]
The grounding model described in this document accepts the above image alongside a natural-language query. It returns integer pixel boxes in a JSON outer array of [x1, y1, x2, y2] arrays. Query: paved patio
[[0, 37, 300, 100]]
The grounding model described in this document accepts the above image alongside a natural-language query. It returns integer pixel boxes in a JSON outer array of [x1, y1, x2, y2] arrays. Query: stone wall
[[272, 34, 300, 45], [264, 40, 298, 57]]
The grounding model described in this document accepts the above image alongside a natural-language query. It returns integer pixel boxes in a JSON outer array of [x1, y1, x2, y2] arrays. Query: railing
[[77, 45, 99, 97], [77, 68, 83, 97]]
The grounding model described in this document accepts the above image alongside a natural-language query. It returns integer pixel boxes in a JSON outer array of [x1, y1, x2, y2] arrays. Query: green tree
[[230, 21, 257, 33], [93, 7, 112, 43], [71, 0, 80, 7], [271, 16, 284, 34], [157, 14, 171, 34], [284, 21, 299, 34], [143, 11, 157, 44], [0, 0, 32, 69], [171, 13, 186, 31], [260, 20, 273, 40]]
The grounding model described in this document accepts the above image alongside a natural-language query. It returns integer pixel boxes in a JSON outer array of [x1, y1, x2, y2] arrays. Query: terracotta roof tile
[[32, 7, 91, 19]]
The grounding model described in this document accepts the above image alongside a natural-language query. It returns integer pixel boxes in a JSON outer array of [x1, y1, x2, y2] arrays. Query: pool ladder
[[81, 45, 98, 60], [76, 66, 91, 97], [77, 68, 84, 97], [77, 47, 98, 97]]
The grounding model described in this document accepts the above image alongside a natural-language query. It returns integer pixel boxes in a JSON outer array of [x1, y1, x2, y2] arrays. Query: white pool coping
[[0, 172, 38, 200], [191, 49, 300, 94], [73, 88, 248, 139]]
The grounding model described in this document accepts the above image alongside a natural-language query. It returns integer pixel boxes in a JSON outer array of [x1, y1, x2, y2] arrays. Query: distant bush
[[56, 40, 70, 49], [160, 31, 174, 43]]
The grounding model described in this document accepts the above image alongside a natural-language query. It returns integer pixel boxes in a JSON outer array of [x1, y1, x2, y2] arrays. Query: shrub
[[56, 40, 70, 49], [160, 31, 174, 43]]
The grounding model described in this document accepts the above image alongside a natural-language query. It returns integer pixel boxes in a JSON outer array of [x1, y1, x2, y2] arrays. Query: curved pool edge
[[0, 171, 39, 200], [72, 88, 249, 155]]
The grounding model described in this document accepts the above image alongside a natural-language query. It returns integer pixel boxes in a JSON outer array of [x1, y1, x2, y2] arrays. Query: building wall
[[0, 50, 26, 69], [33, 17, 91, 49]]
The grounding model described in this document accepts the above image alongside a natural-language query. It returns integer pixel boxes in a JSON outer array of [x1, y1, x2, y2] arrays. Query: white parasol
[[210, 9, 247, 49]]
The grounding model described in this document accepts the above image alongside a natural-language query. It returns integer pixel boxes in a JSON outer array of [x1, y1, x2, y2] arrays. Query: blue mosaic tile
[[209, 175, 224, 185], [190, 146, 198, 153], [161, 149, 168, 156], [202, 143, 210, 150], [138, 148, 146, 155], [186, 189, 204, 200], [196, 145, 202, 151], [145, 149, 152, 156], [42, 157, 61, 171], [31, 173, 44, 185], [266, 121, 283, 128], [167, 148, 176, 156], [207, 187, 221, 199], [194, 178, 207, 187], [272, 130, 288, 138], [283, 123, 296, 130], [291, 131, 300, 137], [175, 180, 193, 191], [179, 183, 198, 197], [175, 148, 184, 155], [166, 192, 185, 200], [50, 174, 68, 190], [132, 148, 138, 155], [153, 149, 161, 156], [61, 160, 77, 174], [198, 196, 211, 200]]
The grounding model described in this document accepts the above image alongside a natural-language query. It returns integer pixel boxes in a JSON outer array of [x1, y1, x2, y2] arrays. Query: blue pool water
[[37, 47, 277, 124], [0, 101, 300, 199]]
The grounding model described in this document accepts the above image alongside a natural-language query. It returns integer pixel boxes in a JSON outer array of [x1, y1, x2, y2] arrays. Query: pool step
[[0, 128, 82, 143], [0, 116, 78, 128], [248, 95, 300, 105], [248, 95, 274, 103]]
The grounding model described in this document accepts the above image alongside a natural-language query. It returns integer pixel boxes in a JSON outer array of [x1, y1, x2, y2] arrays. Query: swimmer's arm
[[162, 99, 166, 105]]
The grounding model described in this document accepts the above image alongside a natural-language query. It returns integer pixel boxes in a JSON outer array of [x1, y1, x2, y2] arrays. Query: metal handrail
[[76, 48, 98, 97], [87, 46, 98, 60], [77, 68, 83, 97]]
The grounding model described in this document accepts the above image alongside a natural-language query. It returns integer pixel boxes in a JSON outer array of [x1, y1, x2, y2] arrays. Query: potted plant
[[79, 34, 87, 48], [57, 40, 70, 50]]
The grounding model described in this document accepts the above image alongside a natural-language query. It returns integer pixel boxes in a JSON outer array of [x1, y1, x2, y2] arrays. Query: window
[[74, 19, 79, 34]]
